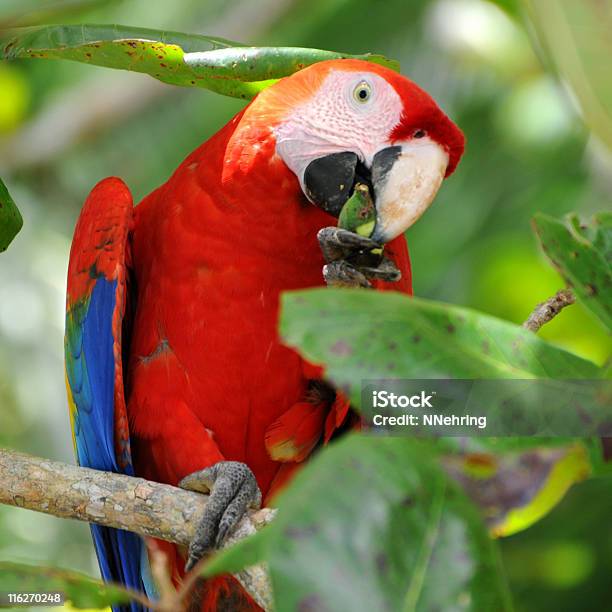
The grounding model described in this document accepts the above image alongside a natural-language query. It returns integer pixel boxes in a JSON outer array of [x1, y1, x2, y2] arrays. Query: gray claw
[[359, 257, 401, 282], [318, 227, 401, 288], [318, 226, 380, 263], [323, 261, 371, 288], [179, 461, 261, 571]]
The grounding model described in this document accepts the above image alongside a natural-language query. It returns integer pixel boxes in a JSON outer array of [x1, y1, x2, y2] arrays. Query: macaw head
[[236, 59, 464, 244]]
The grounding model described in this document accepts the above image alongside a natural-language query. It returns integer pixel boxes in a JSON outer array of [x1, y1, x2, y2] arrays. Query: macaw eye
[[413, 129, 426, 139], [353, 81, 372, 103]]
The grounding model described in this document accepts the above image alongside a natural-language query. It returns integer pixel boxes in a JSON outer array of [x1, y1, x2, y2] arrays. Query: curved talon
[[358, 257, 401, 282], [318, 226, 381, 263], [323, 261, 371, 288], [179, 461, 261, 571], [319, 226, 401, 288]]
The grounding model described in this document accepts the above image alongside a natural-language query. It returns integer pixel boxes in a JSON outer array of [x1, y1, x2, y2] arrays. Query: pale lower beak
[[370, 140, 449, 243]]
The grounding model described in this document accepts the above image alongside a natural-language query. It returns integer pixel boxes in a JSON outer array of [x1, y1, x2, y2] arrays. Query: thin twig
[[522, 289, 575, 333], [0, 448, 275, 610]]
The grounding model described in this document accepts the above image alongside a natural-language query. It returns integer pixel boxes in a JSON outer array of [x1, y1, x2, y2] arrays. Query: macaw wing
[[64, 178, 155, 610]]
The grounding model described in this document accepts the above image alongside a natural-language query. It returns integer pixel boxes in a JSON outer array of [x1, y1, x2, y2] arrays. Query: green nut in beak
[[338, 183, 376, 237], [338, 182, 382, 256]]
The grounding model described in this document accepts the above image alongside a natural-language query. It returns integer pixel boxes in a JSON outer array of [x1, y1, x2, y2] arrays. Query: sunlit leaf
[[532, 212, 612, 332], [0, 24, 399, 100], [204, 436, 514, 612]]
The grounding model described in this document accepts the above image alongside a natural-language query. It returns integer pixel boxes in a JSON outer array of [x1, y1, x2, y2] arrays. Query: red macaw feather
[[265, 462, 303, 504], [324, 393, 352, 443], [265, 400, 327, 463]]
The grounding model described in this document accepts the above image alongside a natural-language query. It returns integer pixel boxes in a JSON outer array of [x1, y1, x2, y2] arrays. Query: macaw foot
[[178, 461, 262, 571], [317, 227, 401, 288]]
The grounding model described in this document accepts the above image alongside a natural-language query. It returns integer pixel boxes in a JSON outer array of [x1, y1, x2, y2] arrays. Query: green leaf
[[0, 24, 399, 100], [0, 177, 23, 252], [0, 562, 141, 609], [532, 212, 612, 331], [205, 435, 513, 612], [280, 288, 601, 407], [279, 289, 605, 527]]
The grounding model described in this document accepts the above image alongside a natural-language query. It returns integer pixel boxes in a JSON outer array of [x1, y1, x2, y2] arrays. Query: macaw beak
[[370, 141, 449, 243], [302, 139, 449, 244]]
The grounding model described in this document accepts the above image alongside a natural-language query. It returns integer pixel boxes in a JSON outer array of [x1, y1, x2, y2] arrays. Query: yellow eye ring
[[353, 81, 372, 103]]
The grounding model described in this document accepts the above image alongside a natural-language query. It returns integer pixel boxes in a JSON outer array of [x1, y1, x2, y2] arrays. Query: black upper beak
[[303, 151, 359, 217], [303, 147, 402, 219]]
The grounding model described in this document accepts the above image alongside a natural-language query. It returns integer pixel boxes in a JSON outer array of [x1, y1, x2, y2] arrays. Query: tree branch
[[522, 289, 575, 333], [0, 448, 275, 610]]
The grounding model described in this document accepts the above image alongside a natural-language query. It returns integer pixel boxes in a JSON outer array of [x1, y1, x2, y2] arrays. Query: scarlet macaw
[[65, 59, 464, 611]]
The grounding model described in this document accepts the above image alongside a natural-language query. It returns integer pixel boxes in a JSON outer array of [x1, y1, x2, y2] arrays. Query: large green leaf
[[0, 177, 23, 252], [0, 24, 399, 100], [204, 435, 513, 612], [532, 212, 612, 332], [279, 287, 610, 528], [280, 288, 601, 407], [0, 562, 141, 609], [279, 289, 606, 522]]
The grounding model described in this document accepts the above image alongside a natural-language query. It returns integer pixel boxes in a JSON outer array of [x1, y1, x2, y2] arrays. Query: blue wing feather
[[71, 279, 123, 473], [65, 178, 157, 611]]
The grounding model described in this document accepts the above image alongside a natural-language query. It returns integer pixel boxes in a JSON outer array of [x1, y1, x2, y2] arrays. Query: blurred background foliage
[[0, 0, 610, 610]]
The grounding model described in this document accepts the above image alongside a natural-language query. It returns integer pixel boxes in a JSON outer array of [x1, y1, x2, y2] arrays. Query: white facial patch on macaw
[[275, 68, 450, 243], [274, 70, 403, 187]]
